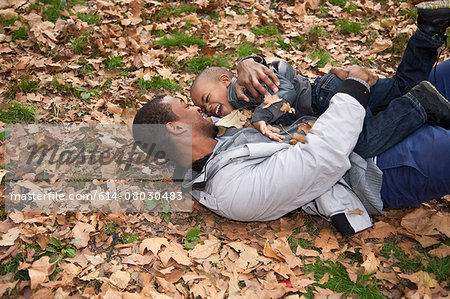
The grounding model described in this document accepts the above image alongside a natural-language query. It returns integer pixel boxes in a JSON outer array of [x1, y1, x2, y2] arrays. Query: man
[[133, 67, 449, 236]]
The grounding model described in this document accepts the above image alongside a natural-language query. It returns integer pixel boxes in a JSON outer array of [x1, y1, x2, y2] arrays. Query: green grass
[[12, 27, 29, 41], [309, 25, 329, 39], [104, 55, 123, 69], [344, 2, 358, 13], [19, 77, 40, 93], [291, 35, 307, 51], [70, 30, 90, 53], [425, 256, 449, 282], [251, 23, 279, 36], [236, 42, 260, 57], [77, 12, 101, 25], [310, 50, 332, 68], [52, 77, 98, 99], [154, 32, 206, 48], [0, 102, 36, 123], [401, 8, 417, 20], [335, 19, 363, 34], [317, 7, 330, 17], [390, 32, 409, 54], [379, 239, 422, 273], [275, 37, 292, 51], [1, 17, 18, 27], [186, 55, 231, 73], [155, 4, 196, 20], [41, 0, 66, 23], [138, 77, 181, 92], [329, 0, 348, 8], [303, 259, 384, 298]]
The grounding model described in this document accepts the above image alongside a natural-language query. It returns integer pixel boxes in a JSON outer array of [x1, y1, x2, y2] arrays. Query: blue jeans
[[378, 125, 450, 209], [429, 59, 450, 99], [311, 30, 444, 158]]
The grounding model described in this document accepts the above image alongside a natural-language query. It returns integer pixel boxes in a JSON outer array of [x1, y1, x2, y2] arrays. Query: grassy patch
[[12, 26, 29, 41], [251, 23, 279, 36], [1, 17, 18, 27], [317, 7, 330, 17], [104, 55, 123, 69], [41, 0, 66, 23], [77, 12, 101, 25], [236, 42, 260, 57], [310, 50, 332, 68], [154, 32, 206, 48], [379, 239, 422, 273], [52, 77, 98, 100], [344, 2, 358, 13], [138, 77, 181, 92], [425, 256, 449, 282], [401, 8, 417, 20], [186, 55, 231, 73], [8, 77, 40, 99], [70, 30, 90, 54], [390, 32, 409, 54], [303, 259, 384, 298], [335, 19, 363, 34], [329, 0, 348, 8], [155, 4, 196, 20], [0, 102, 36, 123], [291, 35, 307, 51]]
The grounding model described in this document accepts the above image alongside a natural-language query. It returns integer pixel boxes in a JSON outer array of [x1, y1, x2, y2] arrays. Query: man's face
[[191, 77, 234, 117], [162, 96, 216, 138]]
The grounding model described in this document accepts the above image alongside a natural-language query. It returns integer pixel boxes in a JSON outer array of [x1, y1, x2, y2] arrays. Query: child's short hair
[[191, 67, 235, 92]]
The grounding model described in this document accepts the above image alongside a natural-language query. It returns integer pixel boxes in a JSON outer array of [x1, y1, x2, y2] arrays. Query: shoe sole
[[417, 0, 450, 9]]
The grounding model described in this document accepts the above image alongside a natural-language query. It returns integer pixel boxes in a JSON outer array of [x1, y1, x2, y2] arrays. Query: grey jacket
[[184, 85, 384, 235], [227, 56, 314, 124]]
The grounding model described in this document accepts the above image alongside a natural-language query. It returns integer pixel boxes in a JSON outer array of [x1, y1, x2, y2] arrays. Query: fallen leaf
[[0, 227, 20, 246], [159, 242, 192, 266], [109, 270, 131, 289], [289, 133, 306, 145], [399, 271, 438, 289], [313, 228, 339, 252], [71, 222, 95, 248], [229, 241, 271, 269], [348, 209, 364, 215], [401, 207, 440, 236], [189, 237, 220, 260], [139, 237, 169, 256], [361, 252, 380, 274], [215, 110, 249, 129], [280, 103, 294, 114], [262, 94, 283, 109], [28, 256, 55, 290], [428, 244, 449, 258]]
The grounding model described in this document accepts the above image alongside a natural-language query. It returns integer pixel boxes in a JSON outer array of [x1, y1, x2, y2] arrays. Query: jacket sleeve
[[213, 80, 369, 223], [250, 76, 297, 123]]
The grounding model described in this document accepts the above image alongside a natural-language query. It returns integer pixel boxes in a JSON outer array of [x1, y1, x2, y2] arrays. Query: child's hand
[[253, 121, 285, 143], [330, 66, 379, 87], [236, 59, 280, 103]]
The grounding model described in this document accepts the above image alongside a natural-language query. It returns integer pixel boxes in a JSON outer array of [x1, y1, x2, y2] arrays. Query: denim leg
[[369, 30, 444, 113], [311, 74, 343, 116], [354, 93, 427, 158], [378, 125, 450, 209], [428, 59, 450, 99]]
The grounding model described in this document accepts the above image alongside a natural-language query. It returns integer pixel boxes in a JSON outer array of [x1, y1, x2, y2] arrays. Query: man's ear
[[166, 122, 188, 135], [219, 74, 232, 87]]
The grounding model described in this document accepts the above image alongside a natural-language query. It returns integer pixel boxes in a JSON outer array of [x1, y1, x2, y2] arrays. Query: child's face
[[191, 76, 234, 117]]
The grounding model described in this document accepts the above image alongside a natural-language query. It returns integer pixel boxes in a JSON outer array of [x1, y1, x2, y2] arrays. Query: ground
[[0, 0, 449, 298]]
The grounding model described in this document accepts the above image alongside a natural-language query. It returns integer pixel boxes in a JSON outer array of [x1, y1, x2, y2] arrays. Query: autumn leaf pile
[[0, 0, 449, 297]]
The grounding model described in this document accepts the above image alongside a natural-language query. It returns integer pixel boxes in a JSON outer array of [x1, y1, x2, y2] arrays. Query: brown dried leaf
[[71, 222, 95, 248], [313, 228, 339, 252], [428, 244, 449, 258], [399, 271, 438, 289], [289, 133, 306, 145], [0, 227, 20, 246], [215, 110, 249, 129], [139, 237, 169, 256], [28, 256, 55, 290], [262, 94, 283, 109], [159, 243, 192, 266], [280, 102, 295, 114], [361, 252, 380, 274], [189, 237, 220, 260], [347, 208, 364, 215]]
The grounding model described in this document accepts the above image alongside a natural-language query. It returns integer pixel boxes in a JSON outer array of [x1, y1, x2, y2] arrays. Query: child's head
[[190, 67, 235, 117]]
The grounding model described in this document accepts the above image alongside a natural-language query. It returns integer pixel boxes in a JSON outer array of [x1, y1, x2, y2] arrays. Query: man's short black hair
[[132, 94, 178, 157]]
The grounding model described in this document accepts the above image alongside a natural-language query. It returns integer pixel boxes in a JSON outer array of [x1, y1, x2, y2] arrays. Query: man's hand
[[236, 59, 280, 103], [253, 121, 285, 143], [330, 66, 379, 87]]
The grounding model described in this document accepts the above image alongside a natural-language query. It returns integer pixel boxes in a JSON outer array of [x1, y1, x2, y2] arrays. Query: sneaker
[[409, 81, 450, 129], [417, 0, 450, 40]]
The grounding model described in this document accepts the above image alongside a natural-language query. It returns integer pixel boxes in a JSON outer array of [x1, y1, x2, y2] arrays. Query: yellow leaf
[[262, 94, 283, 109], [215, 110, 249, 129], [361, 252, 380, 274]]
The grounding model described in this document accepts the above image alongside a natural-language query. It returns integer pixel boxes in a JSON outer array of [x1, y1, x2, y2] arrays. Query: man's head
[[190, 67, 235, 117], [133, 95, 217, 166]]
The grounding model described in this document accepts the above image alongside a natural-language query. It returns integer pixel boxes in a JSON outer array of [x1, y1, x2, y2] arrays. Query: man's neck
[[192, 137, 217, 163]]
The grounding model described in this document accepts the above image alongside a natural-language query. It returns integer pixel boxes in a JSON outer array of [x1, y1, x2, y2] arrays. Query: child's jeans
[[310, 30, 444, 158]]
